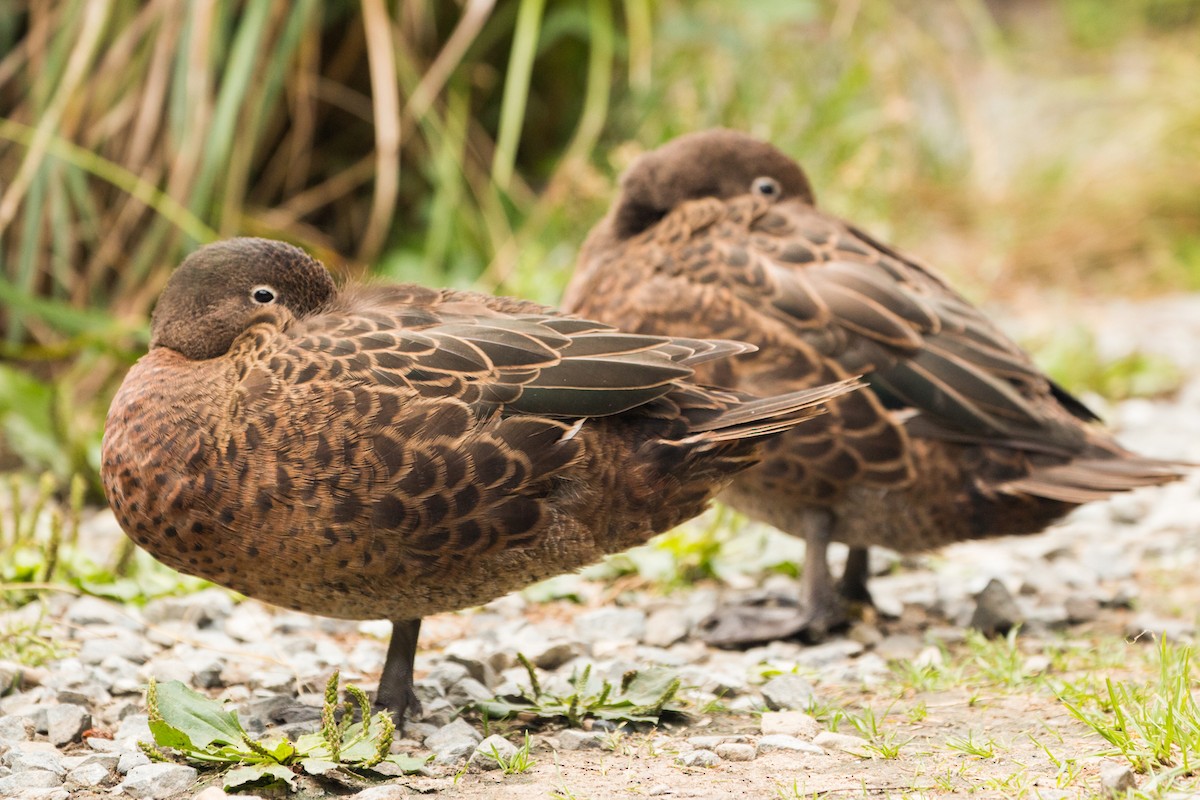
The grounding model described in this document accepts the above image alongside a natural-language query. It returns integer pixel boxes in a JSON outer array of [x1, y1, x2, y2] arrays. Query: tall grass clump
[[0, 0, 646, 475]]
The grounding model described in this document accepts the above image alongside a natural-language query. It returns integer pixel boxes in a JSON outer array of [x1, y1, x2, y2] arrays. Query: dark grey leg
[[795, 517, 849, 638], [837, 546, 874, 605], [375, 618, 423, 724], [698, 512, 850, 647]]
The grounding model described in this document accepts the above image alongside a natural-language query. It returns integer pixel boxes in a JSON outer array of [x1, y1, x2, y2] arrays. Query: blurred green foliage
[[0, 472, 211, 610], [1, 0, 1199, 481]]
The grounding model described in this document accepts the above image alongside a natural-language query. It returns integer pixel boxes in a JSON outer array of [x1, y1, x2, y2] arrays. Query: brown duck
[[564, 129, 1188, 645], [101, 237, 858, 720]]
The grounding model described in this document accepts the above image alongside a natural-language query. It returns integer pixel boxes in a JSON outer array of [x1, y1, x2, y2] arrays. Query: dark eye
[[752, 177, 781, 197], [251, 286, 277, 305]]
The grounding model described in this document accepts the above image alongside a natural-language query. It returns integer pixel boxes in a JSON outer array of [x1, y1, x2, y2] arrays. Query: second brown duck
[[101, 237, 857, 720], [564, 129, 1188, 645]]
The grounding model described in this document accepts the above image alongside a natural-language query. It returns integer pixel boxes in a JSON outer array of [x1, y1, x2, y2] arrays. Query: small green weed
[[1, 472, 208, 606], [141, 672, 427, 792], [548, 784, 585, 800], [965, 627, 1034, 688], [1029, 733, 1084, 789], [475, 654, 684, 727], [481, 731, 536, 775], [946, 730, 997, 758], [1057, 639, 1200, 774], [843, 704, 909, 759], [0, 610, 65, 666], [772, 779, 818, 799]]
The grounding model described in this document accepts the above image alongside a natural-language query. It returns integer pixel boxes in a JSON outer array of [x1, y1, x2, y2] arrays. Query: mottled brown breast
[[101, 325, 593, 621]]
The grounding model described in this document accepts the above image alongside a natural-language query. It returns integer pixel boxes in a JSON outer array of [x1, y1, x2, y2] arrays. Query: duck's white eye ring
[[752, 176, 781, 197], [250, 285, 277, 305]]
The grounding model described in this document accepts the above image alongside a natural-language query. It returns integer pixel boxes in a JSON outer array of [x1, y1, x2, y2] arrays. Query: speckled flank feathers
[[564, 129, 1188, 644], [101, 237, 856, 719]]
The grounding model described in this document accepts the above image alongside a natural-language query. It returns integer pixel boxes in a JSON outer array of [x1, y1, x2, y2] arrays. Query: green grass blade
[[0, 118, 217, 244], [491, 0, 546, 190]]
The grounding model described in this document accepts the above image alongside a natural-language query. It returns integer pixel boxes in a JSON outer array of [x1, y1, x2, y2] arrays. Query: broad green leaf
[[292, 731, 327, 753], [620, 667, 681, 707], [223, 763, 297, 790], [147, 718, 196, 751], [272, 738, 297, 761], [339, 732, 379, 763], [298, 757, 339, 776], [473, 699, 522, 719], [383, 753, 431, 773], [154, 681, 245, 748]]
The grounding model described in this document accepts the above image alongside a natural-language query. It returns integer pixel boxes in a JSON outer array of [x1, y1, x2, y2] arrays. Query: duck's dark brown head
[[611, 129, 816, 240], [150, 237, 336, 360]]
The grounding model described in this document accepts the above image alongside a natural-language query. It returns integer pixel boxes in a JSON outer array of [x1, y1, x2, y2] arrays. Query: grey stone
[[45, 704, 90, 746], [72, 752, 119, 771], [351, 786, 412, 800], [526, 639, 582, 670], [3, 746, 65, 775], [970, 578, 1024, 636], [65, 760, 112, 789], [10, 789, 69, 800], [1125, 614, 1195, 642], [0, 770, 63, 793], [242, 695, 319, 728], [141, 589, 234, 627], [443, 639, 508, 687], [574, 608, 646, 644], [192, 659, 225, 689], [813, 730, 868, 754], [794, 640, 864, 668], [643, 608, 690, 648], [78, 632, 151, 666], [418, 697, 455, 728], [412, 678, 446, 706], [117, 751, 151, 774], [116, 713, 152, 743], [677, 749, 721, 767], [1100, 763, 1137, 795], [875, 634, 923, 662], [56, 684, 111, 707], [85, 737, 125, 753], [100, 655, 143, 695], [0, 688, 53, 722], [248, 670, 293, 693], [0, 715, 35, 741], [760, 711, 820, 739], [426, 718, 482, 764], [425, 661, 470, 691], [0, 661, 46, 693], [760, 673, 815, 711], [65, 596, 140, 630], [557, 729, 603, 751], [714, 742, 756, 761], [190, 788, 264, 800], [756, 735, 825, 756], [222, 603, 275, 643], [120, 763, 199, 798], [686, 735, 731, 749], [402, 721, 438, 743], [446, 677, 494, 709], [469, 734, 519, 771]]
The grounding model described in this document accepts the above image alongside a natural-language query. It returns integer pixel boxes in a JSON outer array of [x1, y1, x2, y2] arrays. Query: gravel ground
[[2, 296, 1200, 799]]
